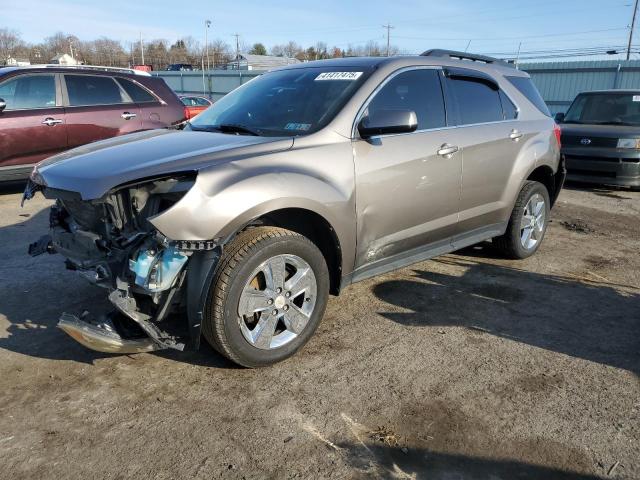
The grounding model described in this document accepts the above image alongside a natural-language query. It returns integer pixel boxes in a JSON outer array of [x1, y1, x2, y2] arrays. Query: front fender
[[149, 148, 356, 273]]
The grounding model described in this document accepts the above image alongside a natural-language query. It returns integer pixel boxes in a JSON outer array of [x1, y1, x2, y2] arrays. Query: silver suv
[[25, 50, 565, 367]]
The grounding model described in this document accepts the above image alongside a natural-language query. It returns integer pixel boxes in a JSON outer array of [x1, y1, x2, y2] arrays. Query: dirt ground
[[0, 181, 638, 480]]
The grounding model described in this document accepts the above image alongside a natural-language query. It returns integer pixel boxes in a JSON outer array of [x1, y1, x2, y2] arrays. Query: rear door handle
[[509, 129, 523, 140], [42, 117, 63, 126], [121, 112, 137, 120], [437, 144, 459, 157]]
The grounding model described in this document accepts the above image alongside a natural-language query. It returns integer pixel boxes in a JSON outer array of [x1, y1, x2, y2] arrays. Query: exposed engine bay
[[25, 172, 218, 354]]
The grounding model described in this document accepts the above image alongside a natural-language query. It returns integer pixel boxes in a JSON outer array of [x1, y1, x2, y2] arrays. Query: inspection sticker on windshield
[[315, 71, 363, 81], [285, 123, 311, 131], [633, 95, 640, 102]]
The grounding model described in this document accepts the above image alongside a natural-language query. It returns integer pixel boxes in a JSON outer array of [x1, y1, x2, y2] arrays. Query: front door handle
[[42, 117, 63, 127], [121, 112, 137, 120], [437, 144, 459, 157], [509, 129, 523, 140]]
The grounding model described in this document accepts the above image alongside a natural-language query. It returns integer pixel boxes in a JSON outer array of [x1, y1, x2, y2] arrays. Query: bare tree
[[210, 38, 232, 67], [0, 28, 23, 62], [270, 44, 285, 57]]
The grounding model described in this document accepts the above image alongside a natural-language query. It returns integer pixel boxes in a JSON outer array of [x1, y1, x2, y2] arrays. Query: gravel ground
[[0, 182, 638, 480]]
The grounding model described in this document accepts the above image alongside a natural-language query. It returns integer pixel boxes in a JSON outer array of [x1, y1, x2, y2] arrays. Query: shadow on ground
[[563, 180, 638, 199], [339, 441, 607, 479], [373, 250, 640, 377]]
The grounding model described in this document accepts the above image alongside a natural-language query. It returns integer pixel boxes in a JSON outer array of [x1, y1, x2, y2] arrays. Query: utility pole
[[139, 32, 145, 65], [205, 19, 211, 71], [233, 33, 240, 65], [628, 0, 639, 60], [383, 23, 394, 57]]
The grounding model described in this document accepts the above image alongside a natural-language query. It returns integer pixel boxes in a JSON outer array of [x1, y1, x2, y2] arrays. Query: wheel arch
[[231, 207, 343, 296], [526, 163, 563, 207]]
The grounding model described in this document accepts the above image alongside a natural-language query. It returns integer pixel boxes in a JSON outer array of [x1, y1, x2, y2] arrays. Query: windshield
[[187, 66, 372, 137], [564, 93, 640, 126]]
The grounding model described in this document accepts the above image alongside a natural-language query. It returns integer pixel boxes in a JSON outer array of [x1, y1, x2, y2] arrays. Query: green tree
[[249, 43, 267, 55]]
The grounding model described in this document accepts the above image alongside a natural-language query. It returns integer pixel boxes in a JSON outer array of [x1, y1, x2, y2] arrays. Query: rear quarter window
[[506, 76, 551, 116], [117, 78, 157, 103]]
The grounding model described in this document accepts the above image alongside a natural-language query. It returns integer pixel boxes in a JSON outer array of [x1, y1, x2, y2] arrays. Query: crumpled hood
[[560, 123, 640, 138], [35, 129, 293, 199]]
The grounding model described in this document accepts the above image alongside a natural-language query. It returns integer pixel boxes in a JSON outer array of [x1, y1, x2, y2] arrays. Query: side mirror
[[358, 109, 418, 139], [554, 112, 565, 123], [0, 98, 6, 112]]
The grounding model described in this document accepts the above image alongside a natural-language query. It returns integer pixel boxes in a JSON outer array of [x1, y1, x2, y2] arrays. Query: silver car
[[25, 50, 565, 367]]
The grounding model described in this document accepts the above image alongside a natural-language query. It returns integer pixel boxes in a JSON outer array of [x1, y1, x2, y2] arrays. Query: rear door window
[[65, 74, 129, 106], [366, 69, 446, 130], [117, 78, 157, 103], [447, 76, 503, 125], [0, 74, 56, 110], [499, 90, 518, 120]]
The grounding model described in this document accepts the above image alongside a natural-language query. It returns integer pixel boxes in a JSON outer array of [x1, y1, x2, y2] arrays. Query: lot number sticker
[[633, 95, 640, 102], [315, 72, 363, 81]]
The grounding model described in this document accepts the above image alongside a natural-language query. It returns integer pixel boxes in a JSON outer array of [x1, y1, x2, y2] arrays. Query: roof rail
[[421, 49, 514, 68], [27, 64, 151, 76]]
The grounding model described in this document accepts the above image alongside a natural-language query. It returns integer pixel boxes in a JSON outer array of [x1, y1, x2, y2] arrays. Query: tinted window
[[506, 76, 551, 116], [564, 93, 640, 126], [117, 78, 156, 103], [366, 69, 446, 130], [182, 97, 209, 107], [0, 74, 56, 110], [499, 90, 518, 119], [65, 75, 128, 106], [189, 66, 372, 137], [448, 76, 503, 125]]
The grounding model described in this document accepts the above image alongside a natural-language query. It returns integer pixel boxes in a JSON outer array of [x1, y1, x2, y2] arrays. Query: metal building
[[521, 60, 640, 115], [227, 54, 300, 71]]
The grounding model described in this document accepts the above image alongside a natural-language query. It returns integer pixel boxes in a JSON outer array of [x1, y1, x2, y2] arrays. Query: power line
[[393, 27, 629, 43]]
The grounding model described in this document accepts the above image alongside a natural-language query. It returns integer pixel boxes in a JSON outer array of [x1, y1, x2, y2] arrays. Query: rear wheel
[[202, 227, 329, 367], [494, 181, 550, 259]]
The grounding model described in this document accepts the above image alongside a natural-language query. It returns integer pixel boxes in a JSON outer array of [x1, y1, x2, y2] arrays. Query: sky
[[2, 0, 639, 61]]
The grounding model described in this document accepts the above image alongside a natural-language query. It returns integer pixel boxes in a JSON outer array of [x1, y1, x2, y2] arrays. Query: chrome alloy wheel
[[237, 254, 317, 350], [520, 193, 546, 250]]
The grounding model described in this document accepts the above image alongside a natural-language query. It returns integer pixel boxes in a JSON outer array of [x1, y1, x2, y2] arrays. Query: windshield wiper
[[215, 124, 261, 136], [188, 123, 261, 136]]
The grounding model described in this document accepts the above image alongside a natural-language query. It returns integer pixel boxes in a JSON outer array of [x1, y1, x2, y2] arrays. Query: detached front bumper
[[58, 312, 161, 354]]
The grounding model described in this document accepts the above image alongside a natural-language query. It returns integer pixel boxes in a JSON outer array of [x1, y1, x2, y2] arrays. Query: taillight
[[553, 123, 561, 149], [183, 106, 191, 120]]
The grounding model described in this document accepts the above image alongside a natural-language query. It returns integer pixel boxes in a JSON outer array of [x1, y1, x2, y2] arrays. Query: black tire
[[202, 227, 329, 368], [493, 180, 551, 259]]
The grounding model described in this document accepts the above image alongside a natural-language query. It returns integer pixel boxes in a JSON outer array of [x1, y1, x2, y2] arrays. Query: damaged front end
[[27, 172, 217, 354]]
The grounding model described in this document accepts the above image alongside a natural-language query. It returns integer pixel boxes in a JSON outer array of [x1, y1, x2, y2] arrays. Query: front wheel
[[202, 227, 329, 367], [493, 180, 550, 259]]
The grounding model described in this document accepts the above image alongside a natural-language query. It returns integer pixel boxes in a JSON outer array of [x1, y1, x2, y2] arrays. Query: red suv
[[0, 65, 186, 181]]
